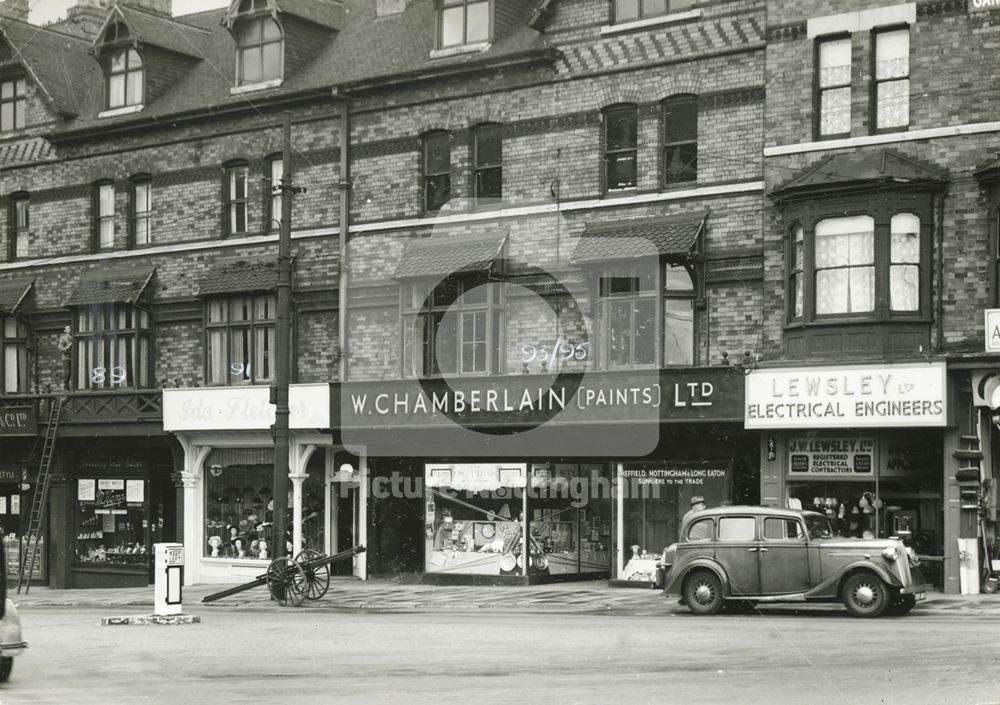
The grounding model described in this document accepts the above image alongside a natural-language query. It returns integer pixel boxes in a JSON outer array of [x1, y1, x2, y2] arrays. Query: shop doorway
[[326, 452, 365, 579]]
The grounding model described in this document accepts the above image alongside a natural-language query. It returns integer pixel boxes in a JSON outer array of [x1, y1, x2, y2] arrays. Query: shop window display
[[204, 460, 275, 560], [74, 479, 149, 567], [424, 463, 611, 578]]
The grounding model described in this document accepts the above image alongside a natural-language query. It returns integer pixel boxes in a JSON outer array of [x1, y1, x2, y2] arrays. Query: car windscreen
[[804, 514, 834, 539]]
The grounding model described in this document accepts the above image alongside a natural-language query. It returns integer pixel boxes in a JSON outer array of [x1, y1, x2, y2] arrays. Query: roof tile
[[573, 212, 707, 264], [63, 269, 155, 307], [198, 260, 279, 296], [394, 231, 507, 279]]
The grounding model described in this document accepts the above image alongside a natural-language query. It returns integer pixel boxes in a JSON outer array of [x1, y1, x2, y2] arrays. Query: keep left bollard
[[155, 543, 184, 616], [102, 542, 200, 626]]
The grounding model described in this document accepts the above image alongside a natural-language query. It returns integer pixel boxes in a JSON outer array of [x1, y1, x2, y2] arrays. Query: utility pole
[[272, 111, 302, 560]]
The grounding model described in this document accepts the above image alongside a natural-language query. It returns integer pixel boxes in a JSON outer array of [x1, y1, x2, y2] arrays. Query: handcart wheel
[[295, 548, 331, 600], [266, 556, 306, 607]]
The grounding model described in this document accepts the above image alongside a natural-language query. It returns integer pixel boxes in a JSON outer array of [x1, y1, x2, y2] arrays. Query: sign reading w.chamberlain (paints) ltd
[[745, 362, 946, 429]]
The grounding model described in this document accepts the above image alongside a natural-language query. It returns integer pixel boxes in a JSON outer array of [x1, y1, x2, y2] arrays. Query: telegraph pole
[[272, 111, 300, 560]]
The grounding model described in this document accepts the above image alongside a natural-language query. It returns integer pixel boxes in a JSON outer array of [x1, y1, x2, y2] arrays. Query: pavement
[[10, 578, 1000, 617]]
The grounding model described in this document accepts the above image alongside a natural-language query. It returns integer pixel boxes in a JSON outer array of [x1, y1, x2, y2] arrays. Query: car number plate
[[915, 592, 925, 600]]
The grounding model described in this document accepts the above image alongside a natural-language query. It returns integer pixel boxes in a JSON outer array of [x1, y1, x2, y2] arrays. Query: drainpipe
[[334, 91, 351, 384], [935, 190, 945, 353]]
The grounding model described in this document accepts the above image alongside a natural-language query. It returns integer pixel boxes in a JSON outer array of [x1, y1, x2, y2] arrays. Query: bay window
[[784, 198, 931, 325]]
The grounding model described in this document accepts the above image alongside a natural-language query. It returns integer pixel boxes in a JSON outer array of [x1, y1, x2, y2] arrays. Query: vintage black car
[[658, 506, 929, 617], [0, 537, 27, 680]]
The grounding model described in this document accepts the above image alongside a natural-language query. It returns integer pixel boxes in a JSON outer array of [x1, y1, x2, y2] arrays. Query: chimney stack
[[375, 0, 413, 18], [123, 0, 172, 15], [59, 0, 109, 40], [0, 0, 29, 22]]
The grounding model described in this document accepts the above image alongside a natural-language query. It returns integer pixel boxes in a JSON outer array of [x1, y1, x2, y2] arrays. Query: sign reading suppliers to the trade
[[745, 362, 947, 429]]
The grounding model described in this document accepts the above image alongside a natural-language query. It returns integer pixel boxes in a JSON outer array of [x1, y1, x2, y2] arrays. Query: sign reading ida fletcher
[[745, 363, 947, 429]]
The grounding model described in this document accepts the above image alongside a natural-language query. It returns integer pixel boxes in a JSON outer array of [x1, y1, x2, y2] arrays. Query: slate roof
[[572, 212, 707, 264], [0, 17, 96, 117], [0, 279, 33, 314], [198, 260, 279, 296], [96, 5, 211, 59], [770, 149, 949, 200], [63, 269, 155, 307], [394, 231, 508, 279], [19, 0, 553, 138], [221, 0, 345, 31]]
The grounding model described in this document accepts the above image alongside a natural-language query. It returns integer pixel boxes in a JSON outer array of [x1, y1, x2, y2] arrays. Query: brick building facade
[[5, 0, 991, 594]]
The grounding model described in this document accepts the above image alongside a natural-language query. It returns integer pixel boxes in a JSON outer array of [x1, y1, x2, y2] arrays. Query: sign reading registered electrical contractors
[[789, 437, 874, 476], [745, 362, 947, 429], [970, 0, 1000, 11]]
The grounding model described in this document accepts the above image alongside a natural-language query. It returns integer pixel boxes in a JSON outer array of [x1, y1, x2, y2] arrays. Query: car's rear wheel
[[0, 656, 13, 682], [684, 570, 724, 615], [842, 572, 889, 618], [886, 593, 916, 616]]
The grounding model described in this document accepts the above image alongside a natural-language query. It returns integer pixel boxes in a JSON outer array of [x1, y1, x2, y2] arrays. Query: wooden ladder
[[16, 397, 65, 594]]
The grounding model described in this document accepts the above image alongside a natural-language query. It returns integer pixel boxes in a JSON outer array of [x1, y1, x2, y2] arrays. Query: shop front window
[[424, 463, 611, 578], [74, 478, 150, 567], [203, 449, 276, 560], [784, 432, 942, 565]]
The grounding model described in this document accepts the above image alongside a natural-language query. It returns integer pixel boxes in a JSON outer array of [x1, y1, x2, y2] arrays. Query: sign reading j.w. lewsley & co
[[745, 363, 946, 429], [0, 406, 37, 436]]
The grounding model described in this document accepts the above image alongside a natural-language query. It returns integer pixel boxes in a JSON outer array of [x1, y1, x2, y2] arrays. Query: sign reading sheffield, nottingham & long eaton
[[744, 362, 947, 429]]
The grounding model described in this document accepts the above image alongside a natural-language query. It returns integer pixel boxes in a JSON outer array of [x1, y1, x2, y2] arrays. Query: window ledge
[[429, 41, 492, 59], [230, 78, 283, 95], [600, 9, 701, 36], [98, 104, 144, 119]]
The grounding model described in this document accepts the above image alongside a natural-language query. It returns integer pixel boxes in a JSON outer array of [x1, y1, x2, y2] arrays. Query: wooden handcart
[[201, 545, 366, 607]]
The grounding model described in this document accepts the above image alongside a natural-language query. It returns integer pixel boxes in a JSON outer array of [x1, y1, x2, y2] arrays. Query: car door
[[714, 515, 760, 597], [758, 516, 811, 595]]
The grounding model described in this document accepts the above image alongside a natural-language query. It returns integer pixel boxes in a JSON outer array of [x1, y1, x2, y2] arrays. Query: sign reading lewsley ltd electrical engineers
[[745, 362, 947, 429]]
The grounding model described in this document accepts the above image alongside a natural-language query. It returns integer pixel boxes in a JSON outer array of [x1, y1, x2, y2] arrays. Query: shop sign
[[620, 460, 732, 490], [788, 437, 874, 476], [985, 309, 1000, 352], [0, 406, 36, 436], [425, 463, 527, 491], [162, 383, 330, 432], [0, 469, 18, 483], [970, 0, 1000, 12], [745, 362, 947, 429], [334, 368, 743, 429]]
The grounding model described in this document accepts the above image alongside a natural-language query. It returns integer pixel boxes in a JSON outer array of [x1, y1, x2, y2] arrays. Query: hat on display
[[690, 496, 706, 506]]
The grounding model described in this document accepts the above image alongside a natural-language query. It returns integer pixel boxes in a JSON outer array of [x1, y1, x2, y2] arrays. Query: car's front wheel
[[886, 593, 917, 616], [684, 570, 724, 615], [0, 656, 13, 682], [842, 572, 889, 617]]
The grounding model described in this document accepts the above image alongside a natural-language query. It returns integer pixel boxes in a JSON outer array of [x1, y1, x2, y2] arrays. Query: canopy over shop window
[[205, 447, 274, 468], [572, 211, 706, 264]]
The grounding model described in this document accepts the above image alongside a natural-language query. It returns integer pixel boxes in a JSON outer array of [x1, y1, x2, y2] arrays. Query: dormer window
[[439, 0, 490, 48], [0, 78, 25, 133], [107, 49, 144, 109], [237, 15, 283, 85]]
